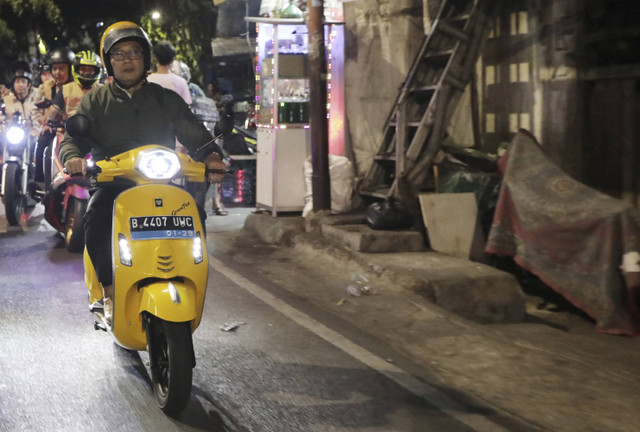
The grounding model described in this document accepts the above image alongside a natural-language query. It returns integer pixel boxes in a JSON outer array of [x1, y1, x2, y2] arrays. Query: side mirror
[[213, 115, 234, 139], [66, 114, 90, 138], [35, 99, 53, 109]]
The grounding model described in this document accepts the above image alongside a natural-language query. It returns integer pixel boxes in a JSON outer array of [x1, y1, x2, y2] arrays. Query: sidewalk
[[207, 208, 640, 432]]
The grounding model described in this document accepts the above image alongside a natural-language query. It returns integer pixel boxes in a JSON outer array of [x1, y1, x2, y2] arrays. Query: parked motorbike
[[214, 116, 257, 206], [68, 115, 222, 414], [42, 120, 90, 253], [1, 111, 38, 225]]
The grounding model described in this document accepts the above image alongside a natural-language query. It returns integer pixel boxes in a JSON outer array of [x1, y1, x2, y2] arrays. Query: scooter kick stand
[[93, 320, 107, 332]]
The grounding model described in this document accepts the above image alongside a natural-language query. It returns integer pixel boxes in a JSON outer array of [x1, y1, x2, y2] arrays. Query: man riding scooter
[[59, 22, 225, 324], [1, 65, 42, 225], [33, 47, 75, 191], [45, 50, 103, 123], [41, 50, 103, 252], [1, 64, 40, 137]]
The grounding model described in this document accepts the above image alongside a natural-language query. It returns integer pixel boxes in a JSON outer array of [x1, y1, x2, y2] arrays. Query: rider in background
[[59, 21, 226, 323], [0, 65, 42, 171], [35, 63, 53, 88], [33, 47, 75, 120], [45, 50, 103, 123], [33, 47, 75, 187], [1, 65, 41, 138]]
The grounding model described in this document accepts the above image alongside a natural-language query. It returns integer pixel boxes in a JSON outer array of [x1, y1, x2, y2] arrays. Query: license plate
[[129, 215, 196, 240]]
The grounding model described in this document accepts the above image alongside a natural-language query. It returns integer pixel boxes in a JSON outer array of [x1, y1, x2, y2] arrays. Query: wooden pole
[[307, 0, 331, 211]]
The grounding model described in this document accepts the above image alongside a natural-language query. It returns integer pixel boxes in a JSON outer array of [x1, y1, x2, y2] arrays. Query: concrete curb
[[243, 212, 525, 324]]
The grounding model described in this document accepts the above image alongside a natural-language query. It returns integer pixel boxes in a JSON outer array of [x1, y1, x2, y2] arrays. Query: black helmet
[[72, 50, 102, 89], [10, 61, 33, 92], [10, 72, 33, 93], [38, 63, 51, 74], [100, 21, 151, 76], [47, 47, 75, 66]]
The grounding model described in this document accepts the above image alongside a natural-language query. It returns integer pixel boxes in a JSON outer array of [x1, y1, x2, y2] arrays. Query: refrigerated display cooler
[[246, 17, 344, 216]]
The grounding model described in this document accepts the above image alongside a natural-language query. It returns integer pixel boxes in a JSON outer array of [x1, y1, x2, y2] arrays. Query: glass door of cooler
[[257, 21, 310, 128]]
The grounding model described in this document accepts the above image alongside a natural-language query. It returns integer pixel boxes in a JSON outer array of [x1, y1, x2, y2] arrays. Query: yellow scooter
[[83, 143, 213, 414]]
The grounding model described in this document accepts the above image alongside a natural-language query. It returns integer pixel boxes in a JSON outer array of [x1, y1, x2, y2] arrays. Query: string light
[[254, 23, 262, 127]]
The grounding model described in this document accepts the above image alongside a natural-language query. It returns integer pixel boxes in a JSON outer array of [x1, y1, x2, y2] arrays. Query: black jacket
[[59, 80, 222, 165]]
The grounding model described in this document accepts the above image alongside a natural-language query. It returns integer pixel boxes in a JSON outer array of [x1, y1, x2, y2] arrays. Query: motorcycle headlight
[[135, 149, 181, 179], [118, 233, 132, 266], [193, 232, 204, 264], [6, 126, 25, 145]]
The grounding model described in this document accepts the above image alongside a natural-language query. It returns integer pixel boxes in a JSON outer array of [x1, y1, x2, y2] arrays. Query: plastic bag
[[366, 197, 413, 230], [303, 155, 355, 217]]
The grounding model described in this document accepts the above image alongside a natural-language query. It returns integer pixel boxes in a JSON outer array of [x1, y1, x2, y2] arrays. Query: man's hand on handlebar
[[64, 157, 87, 177], [204, 153, 226, 183]]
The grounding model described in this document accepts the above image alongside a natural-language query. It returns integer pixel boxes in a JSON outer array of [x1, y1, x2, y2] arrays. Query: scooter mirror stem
[[66, 114, 90, 138], [195, 133, 225, 153]]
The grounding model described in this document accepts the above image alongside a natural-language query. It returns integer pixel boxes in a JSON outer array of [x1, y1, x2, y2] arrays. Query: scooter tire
[[65, 197, 87, 253], [148, 319, 193, 414], [44, 145, 52, 191], [3, 163, 24, 226]]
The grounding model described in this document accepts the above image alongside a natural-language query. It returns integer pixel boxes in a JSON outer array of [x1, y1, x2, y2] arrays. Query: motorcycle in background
[[42, 119, 90, 253], [214, 116, 257, 206], [1, 111, 38, 225]]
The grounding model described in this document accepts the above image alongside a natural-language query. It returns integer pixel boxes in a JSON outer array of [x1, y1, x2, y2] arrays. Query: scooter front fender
[[139, 281, 198, 323], [66, 182, 90, 200]]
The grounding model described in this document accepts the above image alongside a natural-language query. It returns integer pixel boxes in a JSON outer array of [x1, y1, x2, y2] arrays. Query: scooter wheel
[[3, 164, 25, 226], [147, 319, 193, 414]]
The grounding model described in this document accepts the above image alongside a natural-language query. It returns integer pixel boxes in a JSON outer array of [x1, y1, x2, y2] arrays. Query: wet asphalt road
[[0, 207, 524, 432]]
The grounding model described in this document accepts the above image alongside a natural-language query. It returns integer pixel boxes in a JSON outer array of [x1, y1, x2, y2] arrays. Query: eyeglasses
[[110, 49, 143, 61]]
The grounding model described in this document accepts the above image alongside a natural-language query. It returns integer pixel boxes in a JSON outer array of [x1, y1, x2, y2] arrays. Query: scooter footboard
[[139, 281, 198, 323]]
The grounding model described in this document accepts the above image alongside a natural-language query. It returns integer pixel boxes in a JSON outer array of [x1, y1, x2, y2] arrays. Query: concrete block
[[364, 252, 526, 324], [243, 212, 303, 244], [321, 224, 425, 253], [419, 193, 487, 262]]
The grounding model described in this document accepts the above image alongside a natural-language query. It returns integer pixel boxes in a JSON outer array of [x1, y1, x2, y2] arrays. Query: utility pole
[[307, 0, 331, 211]]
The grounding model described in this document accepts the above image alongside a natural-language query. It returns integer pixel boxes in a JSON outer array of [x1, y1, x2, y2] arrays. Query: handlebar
[[47, 120, 65, 129], [62, 168, 89, 177], [63, 164, 101, 177], [206, 168, 231, 175], [85, 164, 102, 176]]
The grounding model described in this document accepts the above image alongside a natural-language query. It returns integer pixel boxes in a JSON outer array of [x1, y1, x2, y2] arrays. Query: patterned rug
[[486, 130, 640, 335]]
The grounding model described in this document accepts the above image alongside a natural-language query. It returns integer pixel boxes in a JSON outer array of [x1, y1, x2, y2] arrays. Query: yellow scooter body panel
[[138, 282, 198, 322], [111, 184, 208, 350]]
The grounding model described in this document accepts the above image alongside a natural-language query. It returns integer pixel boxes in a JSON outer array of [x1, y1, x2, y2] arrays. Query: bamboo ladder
[[359, 0, 501, 205]]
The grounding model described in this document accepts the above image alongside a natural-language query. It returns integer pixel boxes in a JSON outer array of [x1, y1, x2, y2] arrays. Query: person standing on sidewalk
[[147, 41, 227, 216], [147, 41, 191, 105]]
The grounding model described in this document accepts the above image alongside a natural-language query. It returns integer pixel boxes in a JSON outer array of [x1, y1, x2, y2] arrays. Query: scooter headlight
[[135, 149, 181, 179], [118, 233, 132, 266], [6, 126, 25, 145], [193, 232, 204, 264]]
